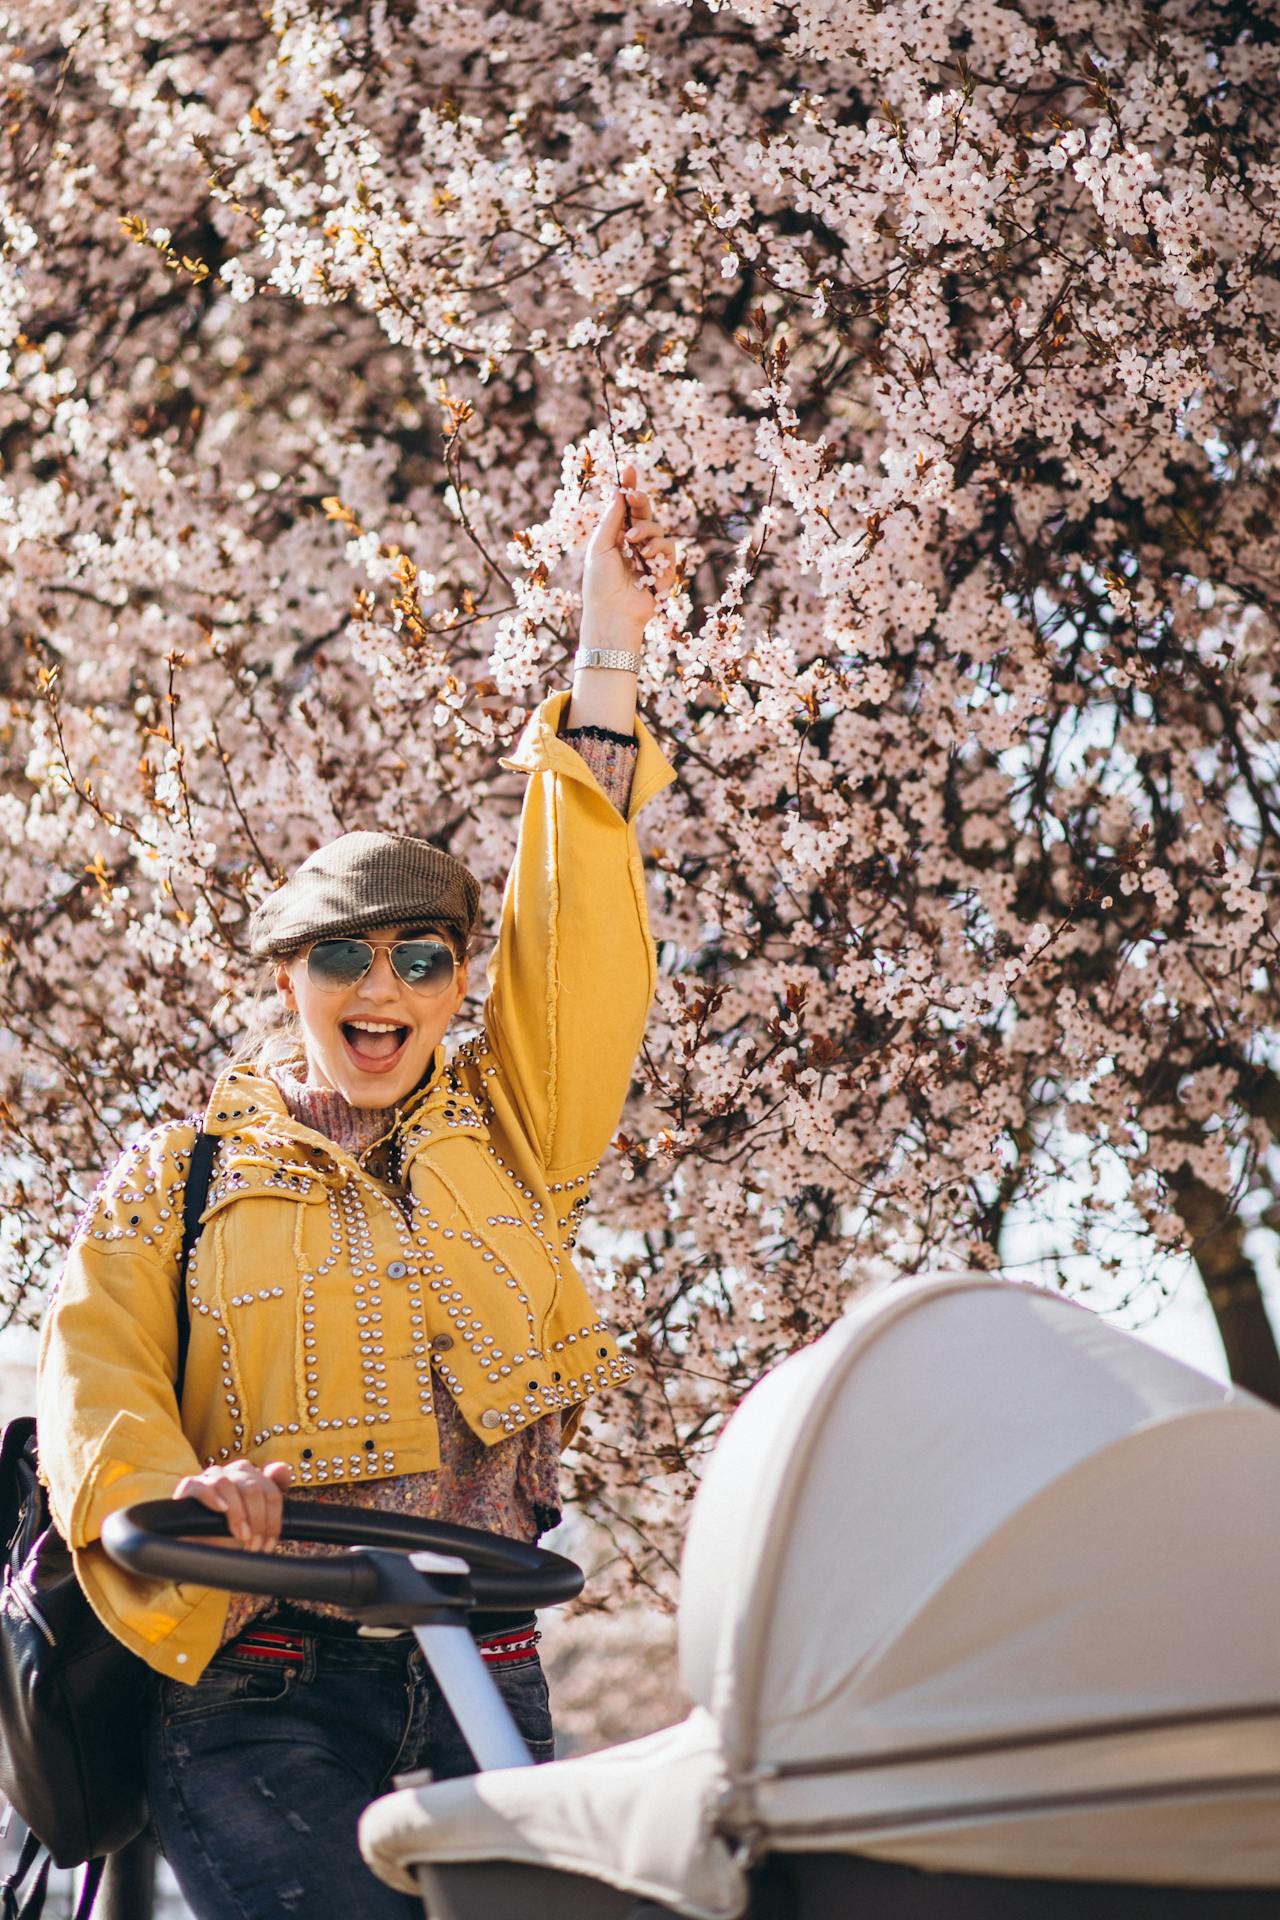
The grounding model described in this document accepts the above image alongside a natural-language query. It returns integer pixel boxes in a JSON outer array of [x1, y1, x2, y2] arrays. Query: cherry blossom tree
[[2, 0, 1279, 1602]]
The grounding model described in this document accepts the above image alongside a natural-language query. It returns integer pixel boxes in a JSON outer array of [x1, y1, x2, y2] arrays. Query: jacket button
[[480, 1410, 501, 1430], [387, 1261, 408, 1279], [430, 1332, 454, 1351]]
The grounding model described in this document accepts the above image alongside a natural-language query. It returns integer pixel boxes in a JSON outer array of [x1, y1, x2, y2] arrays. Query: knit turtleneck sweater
[[268, 1057, 401, 1161]]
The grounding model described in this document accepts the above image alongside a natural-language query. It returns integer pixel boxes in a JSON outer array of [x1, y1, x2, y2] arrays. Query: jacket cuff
[[499, 689, 677, 823], [74, 1542, 230, 1683]]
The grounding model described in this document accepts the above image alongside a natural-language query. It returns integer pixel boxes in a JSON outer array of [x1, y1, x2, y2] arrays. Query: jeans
[[144, 1614, 554, 1920]]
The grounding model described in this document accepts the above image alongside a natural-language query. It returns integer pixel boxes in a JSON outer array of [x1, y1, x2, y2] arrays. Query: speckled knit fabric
[[561, 723, 639, 811], [218, 721, 638, 1643], [268, 1066, 395, 1159]]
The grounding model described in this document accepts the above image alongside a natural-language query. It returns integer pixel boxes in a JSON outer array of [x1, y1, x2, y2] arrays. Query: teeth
[[347, 1020, 405, 1033]]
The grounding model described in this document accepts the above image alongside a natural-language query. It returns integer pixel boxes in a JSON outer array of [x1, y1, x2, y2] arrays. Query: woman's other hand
[[173, 1458, 294, 1553], [581, 460, 677, 645]]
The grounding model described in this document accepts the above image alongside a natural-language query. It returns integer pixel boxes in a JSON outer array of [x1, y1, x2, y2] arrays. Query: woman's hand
[[174, 1458, 293, 1553], [580, 461, 677, 646]]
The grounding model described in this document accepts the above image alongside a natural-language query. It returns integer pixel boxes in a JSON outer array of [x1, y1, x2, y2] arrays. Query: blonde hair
[[235, 957, 306, 1071]]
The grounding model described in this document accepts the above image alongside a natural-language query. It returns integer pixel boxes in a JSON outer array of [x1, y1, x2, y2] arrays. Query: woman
[[35, 461, 678, 1918]]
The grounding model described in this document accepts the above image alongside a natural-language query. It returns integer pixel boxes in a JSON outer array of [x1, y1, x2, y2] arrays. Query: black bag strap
[[0, 1827, 55, 1920], [175, 1129, 217, 1407], [1, 1839, 102, 1920]]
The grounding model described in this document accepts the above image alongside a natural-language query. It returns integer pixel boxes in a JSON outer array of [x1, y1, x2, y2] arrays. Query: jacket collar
[[201, 1045, 449, 1151]]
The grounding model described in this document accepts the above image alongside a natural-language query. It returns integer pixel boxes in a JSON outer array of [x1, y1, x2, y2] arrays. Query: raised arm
[[482, 690, 675, 1183], [481, 463, 678, 1182]]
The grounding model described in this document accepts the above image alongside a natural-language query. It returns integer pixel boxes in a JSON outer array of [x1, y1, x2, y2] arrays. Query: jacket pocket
[[410, 1133, 561, 1310], [198, 1155, 329, 1222]]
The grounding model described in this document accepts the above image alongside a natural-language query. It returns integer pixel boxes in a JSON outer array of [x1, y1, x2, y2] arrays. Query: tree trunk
[[1170, 1169, 1280, 1407]]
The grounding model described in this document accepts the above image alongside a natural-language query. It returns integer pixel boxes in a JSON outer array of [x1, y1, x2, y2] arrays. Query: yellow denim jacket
[[36, 690, 676, 1680]]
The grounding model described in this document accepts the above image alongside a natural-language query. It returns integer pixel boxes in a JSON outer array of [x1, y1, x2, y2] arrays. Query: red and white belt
[[234, 1622, 541, 1666], [472, 1624, 541, 1666], [233, 1626, 309, 1666]]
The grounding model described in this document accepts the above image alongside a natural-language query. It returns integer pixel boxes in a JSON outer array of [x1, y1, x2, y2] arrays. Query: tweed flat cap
[[248, 831, 481, 958]]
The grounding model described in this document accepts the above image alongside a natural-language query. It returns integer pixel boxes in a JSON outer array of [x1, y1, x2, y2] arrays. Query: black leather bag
[[0, 1129, 217, 1885]]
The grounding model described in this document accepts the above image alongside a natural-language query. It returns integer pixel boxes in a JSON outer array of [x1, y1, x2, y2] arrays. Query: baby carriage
[[107, 1274, 1280, 1918]]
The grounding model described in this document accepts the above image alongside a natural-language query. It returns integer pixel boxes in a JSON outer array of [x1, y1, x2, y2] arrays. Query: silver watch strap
[[574, 645, 643, 673]]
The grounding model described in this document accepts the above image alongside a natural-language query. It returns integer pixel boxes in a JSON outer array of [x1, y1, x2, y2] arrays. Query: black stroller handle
[[101, 1497, 585, 1617]]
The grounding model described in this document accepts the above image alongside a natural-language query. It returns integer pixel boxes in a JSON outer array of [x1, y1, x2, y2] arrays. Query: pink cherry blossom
[[1, 0, 1279, 1606]]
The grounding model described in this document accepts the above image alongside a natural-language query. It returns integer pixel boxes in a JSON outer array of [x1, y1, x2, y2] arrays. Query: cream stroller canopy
[[362, 1276, 1280, 1915]]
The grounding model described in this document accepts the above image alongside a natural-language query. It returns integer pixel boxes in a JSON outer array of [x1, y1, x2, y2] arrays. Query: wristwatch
[[574, 645, 644, 674]]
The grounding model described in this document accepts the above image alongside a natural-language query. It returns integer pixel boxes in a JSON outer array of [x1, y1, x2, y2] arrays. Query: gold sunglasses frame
[[302, 936, 460, 996]]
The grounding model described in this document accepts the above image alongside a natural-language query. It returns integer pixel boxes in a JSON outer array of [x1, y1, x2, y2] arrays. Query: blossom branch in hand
[[569, 461, 677, 734], [583, 461, 677, 641]]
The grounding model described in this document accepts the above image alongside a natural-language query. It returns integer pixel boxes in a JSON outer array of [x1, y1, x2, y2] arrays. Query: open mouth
[[341, 1020, 412, 1072]]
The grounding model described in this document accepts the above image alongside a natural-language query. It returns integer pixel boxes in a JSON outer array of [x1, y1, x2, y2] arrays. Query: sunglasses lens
[[307, 940, 371, 989], [391, 941, 456, 993]]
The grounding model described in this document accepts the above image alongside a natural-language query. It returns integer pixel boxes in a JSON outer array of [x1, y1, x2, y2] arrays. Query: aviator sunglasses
[[303, 936, 458, 996]]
